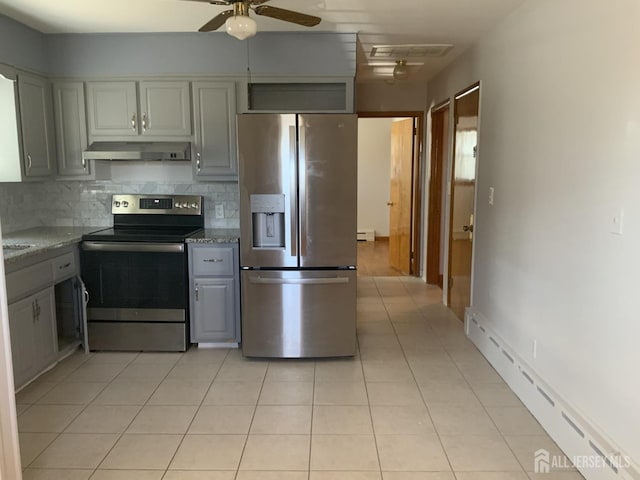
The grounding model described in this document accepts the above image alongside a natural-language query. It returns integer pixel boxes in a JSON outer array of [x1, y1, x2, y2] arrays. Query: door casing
[[358, 111, 424, 276]]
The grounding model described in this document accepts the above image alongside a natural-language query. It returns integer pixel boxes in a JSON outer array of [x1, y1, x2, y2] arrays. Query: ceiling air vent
[[370, 44, 454, 59]]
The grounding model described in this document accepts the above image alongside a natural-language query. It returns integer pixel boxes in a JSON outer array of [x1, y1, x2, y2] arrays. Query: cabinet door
[[8, 296, 37, 389], [192, 81, 237, 179], [33, 287, 58, 369], [192, 278, 235, 343], [140, 81, 191, 136], [17, 73, 55, 178], [86, 81, 138, 137], [53, 82, 90, 177]]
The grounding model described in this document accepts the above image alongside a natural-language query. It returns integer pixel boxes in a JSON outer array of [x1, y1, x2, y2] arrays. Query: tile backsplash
[[0, 181, 239, 234]]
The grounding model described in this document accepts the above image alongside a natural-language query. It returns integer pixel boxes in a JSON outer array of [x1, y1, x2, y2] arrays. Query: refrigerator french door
[[239, 114, 357, 358]]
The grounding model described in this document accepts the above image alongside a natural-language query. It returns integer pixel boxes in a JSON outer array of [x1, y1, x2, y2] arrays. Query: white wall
[[427, 0, 640, 467], [358, 118, 392, 236]]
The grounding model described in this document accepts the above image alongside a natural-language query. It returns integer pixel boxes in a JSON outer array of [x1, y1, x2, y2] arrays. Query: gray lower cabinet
[[52, 81, 90, 177], [8, 287, 57, 388], [7, 245, 85, 390], [192, 81, 237, 180], [189, 243, 240, 344], [17, 72, 55, 178]]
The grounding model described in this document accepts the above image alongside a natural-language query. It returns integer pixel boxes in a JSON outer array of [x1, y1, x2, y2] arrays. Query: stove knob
[[174, 202, 180, 208], [122, 201, 129, 208], [190, 203, 198, 209], [114, 201, 121, 207], [181, 202, 188, 208]]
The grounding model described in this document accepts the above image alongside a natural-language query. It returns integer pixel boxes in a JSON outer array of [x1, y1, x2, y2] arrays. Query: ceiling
[[0, 0, 526, 83]]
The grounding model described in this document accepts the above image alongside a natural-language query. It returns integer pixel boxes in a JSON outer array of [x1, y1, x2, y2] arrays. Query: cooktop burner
[[84, 226, 203, 243], [83, 194, 205, 243]]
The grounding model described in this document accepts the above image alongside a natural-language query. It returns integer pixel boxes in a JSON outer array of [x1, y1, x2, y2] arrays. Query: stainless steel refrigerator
[[238, 114, 357, 358]]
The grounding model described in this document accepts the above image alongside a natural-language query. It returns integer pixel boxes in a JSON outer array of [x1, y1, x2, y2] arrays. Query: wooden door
[[448, 86, 480, 320], [389, 118, 414, 274], [427, 103, 449, 286]]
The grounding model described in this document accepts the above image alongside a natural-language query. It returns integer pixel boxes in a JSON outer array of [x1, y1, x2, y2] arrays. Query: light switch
[[610, 208, 624, 235], [488, 187, 495, 206], [215, 204, 225, 219]]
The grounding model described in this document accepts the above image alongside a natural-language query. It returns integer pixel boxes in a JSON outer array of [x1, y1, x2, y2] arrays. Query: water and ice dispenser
[[251, 194, 285, 248]]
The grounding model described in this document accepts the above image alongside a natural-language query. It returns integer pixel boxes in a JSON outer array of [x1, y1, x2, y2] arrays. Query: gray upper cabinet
[[192, 81, 237, 180], [139, 81, 191, 136], [86, 81, 138, 137], [17, 73, 55, 178], [86, 80, 191, 138], [53, 81, 90, 177]]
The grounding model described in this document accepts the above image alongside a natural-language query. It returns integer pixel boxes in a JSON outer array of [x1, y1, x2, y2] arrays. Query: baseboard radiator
[[357, 228, 375, 242], [465, 308, 639, 480]]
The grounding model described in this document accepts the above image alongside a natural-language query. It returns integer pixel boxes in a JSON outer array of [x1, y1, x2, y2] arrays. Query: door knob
[[462, 225, 474, 232], [387, 202, 394, 206]]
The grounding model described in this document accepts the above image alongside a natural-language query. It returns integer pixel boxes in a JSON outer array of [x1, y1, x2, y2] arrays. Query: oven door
[[81, 241, 188, 351], [82, 241, 187, 315]]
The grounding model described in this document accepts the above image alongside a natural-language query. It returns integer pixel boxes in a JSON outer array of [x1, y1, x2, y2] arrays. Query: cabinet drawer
[[192, 247, 234, 276], [6, 261, 53, 303], [52, 252, 76, 282]]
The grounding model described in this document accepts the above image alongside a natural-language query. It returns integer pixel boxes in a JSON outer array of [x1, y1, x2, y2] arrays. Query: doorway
[[426, 101, 450, 288], [447, 84, 480, 320], [357, 112, 424, 277]]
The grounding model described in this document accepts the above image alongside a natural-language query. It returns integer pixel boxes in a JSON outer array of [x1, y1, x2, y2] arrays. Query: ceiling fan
[[183, 0, 322, 40]]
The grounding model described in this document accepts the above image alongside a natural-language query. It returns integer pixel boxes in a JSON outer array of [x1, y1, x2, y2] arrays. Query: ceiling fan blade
[[199, 9, 234, 32], [253, 5, 321, 27], [180, 0, 229, 4]]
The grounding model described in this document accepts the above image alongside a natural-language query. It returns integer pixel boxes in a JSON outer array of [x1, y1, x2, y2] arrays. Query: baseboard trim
[[375, 236, 389, 242], [465, 307, 639, 480]]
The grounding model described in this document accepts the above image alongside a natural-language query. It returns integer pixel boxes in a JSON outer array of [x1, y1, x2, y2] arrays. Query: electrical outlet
[[610, 208, 624, 235], [488, 187, 495, 206], [215, 204, 224, 219], [532, 339, 537, 359]]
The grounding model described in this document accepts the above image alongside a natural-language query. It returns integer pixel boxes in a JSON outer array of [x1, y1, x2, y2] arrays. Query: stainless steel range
[[81, 194, 204, 351]]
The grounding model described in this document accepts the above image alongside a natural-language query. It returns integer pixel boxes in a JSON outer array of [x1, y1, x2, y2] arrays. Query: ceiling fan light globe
[[225, 15, 257, 40], [393, 60, 410, 80]]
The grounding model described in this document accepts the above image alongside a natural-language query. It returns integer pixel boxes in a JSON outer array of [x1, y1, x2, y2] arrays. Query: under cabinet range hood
[[82, 142, 191, 161]]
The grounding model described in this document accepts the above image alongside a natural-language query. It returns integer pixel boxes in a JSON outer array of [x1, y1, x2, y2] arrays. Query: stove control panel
[[112, 195, 203, 216]]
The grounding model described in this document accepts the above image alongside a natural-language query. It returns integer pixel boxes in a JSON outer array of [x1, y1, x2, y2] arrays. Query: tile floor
[[15, 276, 584, 480]]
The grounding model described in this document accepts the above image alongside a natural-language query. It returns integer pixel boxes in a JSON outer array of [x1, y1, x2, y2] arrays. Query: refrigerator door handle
[[249, 276, 350, 285], [298, 122, 307, 258], [289, 124, 298, 258]]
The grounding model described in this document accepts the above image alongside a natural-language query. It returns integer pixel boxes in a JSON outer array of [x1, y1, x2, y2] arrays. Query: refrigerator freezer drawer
[[241, 270, 356, 358]]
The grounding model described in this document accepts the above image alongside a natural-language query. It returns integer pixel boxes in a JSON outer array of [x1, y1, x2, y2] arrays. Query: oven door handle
[[81, 242, 185, 253]]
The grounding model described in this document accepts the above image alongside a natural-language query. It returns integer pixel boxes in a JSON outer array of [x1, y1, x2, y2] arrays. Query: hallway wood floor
[[357, 239, 402, 277]]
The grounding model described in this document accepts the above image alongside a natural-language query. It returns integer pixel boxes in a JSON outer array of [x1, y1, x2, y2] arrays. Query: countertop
[[2, 226, 107, 266], [186, 229, 240, 244], [3, 226, 240, 265]]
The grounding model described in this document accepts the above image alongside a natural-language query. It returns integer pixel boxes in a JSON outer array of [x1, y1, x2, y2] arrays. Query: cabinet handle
[[32, 300, 37, 322], [196, 152, 201, 172], [35, 299, 41, 321], [195, 287, 199, 301], [27, 153, 32, 171], [59, 262, 71, 270], [82, 156, 87, 169], [204, 258, 223, 263], [131, 113, 137, 131], [142, 113, 148, 132]]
